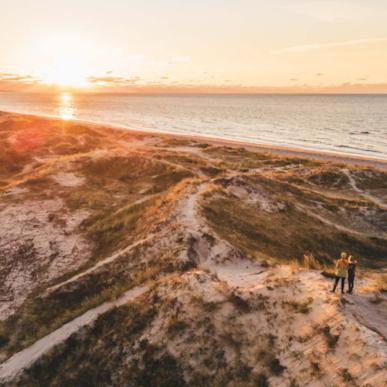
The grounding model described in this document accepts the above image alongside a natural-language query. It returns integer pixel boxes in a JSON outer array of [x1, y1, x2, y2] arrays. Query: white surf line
[[47, 232, 159, 293], [0, 285, 149, 382], [343, 170, 387, 209]]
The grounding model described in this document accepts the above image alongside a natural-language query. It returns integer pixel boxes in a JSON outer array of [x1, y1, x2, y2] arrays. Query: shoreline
[[3, 110, 387, 170]]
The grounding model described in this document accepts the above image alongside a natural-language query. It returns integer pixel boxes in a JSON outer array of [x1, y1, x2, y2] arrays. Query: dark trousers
[[333, 276, 345, 293], [348, 275, 355, 293]]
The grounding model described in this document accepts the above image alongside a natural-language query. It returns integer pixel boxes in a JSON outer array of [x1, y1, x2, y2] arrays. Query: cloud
[[170, 56, 191, 62], [272, 37, 387, 55], [86, 75, 141, 86], [316, 73, 323, 76], [2, 70, 387, 95], [116, 82, 387, 94], [0, 72, 40, 83], [0, 71, 44, 91]]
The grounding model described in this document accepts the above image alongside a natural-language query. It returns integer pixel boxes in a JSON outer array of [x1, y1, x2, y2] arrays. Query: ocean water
[[0, 92, 386, 159]]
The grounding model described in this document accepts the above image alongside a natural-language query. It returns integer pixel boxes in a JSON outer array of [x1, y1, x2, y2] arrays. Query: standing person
[[331, 252, 349, 294], [347, 256, 357, 294]]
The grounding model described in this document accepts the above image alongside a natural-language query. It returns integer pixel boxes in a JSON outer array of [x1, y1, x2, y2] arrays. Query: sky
[[1, 0, 387, 93]]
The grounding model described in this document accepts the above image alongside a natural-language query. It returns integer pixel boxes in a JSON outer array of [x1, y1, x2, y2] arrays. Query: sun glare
[[58, 93, 75, 120], [41, 35, 93, 87], [45, 60, 88, 87]]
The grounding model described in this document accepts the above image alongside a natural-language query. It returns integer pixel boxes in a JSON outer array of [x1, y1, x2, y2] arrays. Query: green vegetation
[[201, 175, 387, 267], [352, 169, 387, 190], [306, 169, 349, 188], [202, 145, 325, 171]]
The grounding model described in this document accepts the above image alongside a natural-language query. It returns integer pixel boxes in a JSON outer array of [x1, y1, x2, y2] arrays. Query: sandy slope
[[0, 196, 92, 320], [0, 113, 386, 386]]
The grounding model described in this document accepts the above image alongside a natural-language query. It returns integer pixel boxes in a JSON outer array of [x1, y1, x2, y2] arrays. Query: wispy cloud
[[0, 71, 43, 91], [0, 71, 41, 83], [2, 70, 387, 95], [86, 75, 141, 85], [272, 37, 387, 55], [170, 56, 191, 62]]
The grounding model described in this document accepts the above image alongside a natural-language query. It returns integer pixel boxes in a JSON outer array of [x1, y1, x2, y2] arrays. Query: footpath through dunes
[[3, 262, 387, 386], [0, 286, 149, 381], [0, 113, 386, 386]]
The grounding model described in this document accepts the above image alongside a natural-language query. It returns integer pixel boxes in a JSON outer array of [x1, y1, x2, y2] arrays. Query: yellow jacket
[[336, 259, 348, 277]]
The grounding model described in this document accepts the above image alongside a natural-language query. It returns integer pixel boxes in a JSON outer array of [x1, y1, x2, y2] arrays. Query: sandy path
[[180, 183, 208, 238], [47, 232, 159, 293], [177, 181, 241, 264], [0, 285, 149, 381], [343, 169, 387, 209]]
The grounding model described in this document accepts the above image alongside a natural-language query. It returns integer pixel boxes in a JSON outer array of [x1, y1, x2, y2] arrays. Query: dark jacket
[[348, 263, 356, 278]]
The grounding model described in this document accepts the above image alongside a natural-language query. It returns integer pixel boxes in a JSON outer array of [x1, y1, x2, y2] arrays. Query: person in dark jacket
[[347, 255, 357, 294]]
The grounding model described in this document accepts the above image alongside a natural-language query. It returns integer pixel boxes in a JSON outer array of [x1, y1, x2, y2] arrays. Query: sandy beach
[[4, 110, 387, 170]]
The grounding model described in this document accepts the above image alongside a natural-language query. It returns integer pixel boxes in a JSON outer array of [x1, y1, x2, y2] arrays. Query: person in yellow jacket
[[331, 252, 349, 294]]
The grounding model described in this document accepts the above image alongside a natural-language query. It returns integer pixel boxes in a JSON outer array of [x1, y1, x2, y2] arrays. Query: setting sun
[[39, 35, 93, 87], [44, 60, 89, 87]]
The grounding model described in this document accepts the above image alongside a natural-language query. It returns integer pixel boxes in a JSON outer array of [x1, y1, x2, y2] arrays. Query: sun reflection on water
[[59, 93, 75, 120]]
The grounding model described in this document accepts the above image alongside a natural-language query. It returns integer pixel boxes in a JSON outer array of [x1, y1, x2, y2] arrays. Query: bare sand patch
[[0, 198, 92, 320], [52, 172, 85, 187], [2, 187, 30, 197]]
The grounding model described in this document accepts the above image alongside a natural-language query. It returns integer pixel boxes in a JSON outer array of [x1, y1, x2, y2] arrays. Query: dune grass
[[0, 253, 175, 358], [201, 176, 387, 268]]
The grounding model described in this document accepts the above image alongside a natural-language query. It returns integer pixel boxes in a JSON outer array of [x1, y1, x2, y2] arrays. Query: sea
[[0, 92, 386, 160]]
